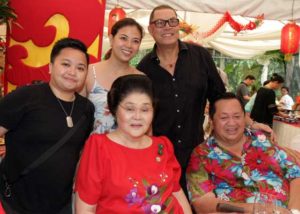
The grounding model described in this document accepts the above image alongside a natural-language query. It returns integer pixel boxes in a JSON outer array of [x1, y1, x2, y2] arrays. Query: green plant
[[0, 0, 16, 28]]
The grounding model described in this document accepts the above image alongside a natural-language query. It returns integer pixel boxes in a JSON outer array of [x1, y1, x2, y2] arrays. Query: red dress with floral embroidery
[[75, 134, 183, 214]]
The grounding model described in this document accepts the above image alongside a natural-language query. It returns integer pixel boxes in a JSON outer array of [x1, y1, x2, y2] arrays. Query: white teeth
[[162, 33, 172, 37], [121, 49, 131, 54]]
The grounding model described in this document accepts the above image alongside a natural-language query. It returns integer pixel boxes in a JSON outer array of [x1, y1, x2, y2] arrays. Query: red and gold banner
[[4, 0, 106, 94]]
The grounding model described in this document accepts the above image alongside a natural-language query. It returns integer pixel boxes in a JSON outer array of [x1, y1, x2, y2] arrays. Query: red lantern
[[108, 6, 126, 35], [280, 22, 300, 61]]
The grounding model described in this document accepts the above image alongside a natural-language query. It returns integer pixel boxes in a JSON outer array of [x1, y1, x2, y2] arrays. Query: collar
[[150, 40, 189, 63], [207, 130, 253, 151]]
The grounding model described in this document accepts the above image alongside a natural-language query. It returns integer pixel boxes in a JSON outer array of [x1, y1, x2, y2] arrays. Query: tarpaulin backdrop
[[4, 0, 106, 94]]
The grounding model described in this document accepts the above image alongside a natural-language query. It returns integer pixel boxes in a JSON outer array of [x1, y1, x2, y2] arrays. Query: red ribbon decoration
[[180, 11, 264, 39]]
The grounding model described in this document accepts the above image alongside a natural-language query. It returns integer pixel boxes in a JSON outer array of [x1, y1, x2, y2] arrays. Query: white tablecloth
[[273, 120, 300, 150]]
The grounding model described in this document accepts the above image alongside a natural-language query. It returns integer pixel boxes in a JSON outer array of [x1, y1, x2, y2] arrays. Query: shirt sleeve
[[277, 146, 300, 180], [0, 86, 31, 130], [267, 90, 279, 115], [203, 48, 226, 103], [240, 84, 249, 96], [75, 134, 105, 204], [186, 146, 215, 201], [160, 136, 182, 192]]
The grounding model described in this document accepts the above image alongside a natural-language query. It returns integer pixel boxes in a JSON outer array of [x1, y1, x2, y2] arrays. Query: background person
[[236, 75, 256, 106], [186, 92, 300, 213], [0, 38, 94, 214], [75, 74, 192, 214], [81, 18, 144, 134], [245, 80, 270, 115], [251, 73, 289, 127], [279, 86, 294, 111]]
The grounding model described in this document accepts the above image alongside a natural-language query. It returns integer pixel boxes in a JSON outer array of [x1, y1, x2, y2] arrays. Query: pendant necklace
[[56, 97, 75, 128], [168, 63, 174, 68]]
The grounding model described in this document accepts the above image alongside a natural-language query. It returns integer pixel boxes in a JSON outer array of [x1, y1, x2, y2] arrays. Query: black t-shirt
[[0, 83, 94, 213], [137, 41, 225, 168], [251, 87, 278, 127]]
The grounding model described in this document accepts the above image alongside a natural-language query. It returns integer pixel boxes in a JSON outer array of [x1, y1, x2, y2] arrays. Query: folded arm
[[75, 192, 97, 214], [289, 178, 300, 209], [191, 192, 253, 214], [173, 189, 192, 214], [192, 192, 291, 214]]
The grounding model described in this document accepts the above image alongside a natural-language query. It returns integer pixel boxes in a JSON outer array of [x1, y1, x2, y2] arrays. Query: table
[[273, 119, 300, 150]]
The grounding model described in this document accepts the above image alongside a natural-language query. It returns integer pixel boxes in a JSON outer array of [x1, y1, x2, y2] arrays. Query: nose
[[227, 117, 236, 125], [125, 40, 133, 48], [165, 20, 170, 27], [68, 66, 76, 75], [132, 109, 141, 119]]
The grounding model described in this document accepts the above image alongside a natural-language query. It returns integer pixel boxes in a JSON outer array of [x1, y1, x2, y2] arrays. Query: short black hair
[[263, 80, 270, 86], [149, 4, 177, 23], [107, 74, 155, 116], [270, 73, 284, 83], [209, 92, 245, 119], [281, 86, 289, 93], [50, 37, 89, 64], [245, 75, 256, 80]]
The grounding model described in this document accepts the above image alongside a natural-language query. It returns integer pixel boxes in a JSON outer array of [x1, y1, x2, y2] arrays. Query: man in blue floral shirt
[[186, 92, 300, 213]]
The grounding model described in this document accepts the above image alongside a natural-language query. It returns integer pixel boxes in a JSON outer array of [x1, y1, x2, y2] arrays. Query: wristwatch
[[290, 209, 300, 214]]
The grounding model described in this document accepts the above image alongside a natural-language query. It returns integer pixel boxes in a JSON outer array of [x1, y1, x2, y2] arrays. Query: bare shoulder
[[85, 61, 103, 93], [132, 67, 145, 75]]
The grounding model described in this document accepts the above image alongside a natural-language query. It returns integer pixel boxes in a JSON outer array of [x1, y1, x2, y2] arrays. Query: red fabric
[[0, 202, 5, 214], [4, 0, 106, 93], [75, 134, 183, 214]]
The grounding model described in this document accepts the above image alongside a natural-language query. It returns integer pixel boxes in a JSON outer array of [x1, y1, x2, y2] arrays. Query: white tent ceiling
[[104, 0, 300, 59]]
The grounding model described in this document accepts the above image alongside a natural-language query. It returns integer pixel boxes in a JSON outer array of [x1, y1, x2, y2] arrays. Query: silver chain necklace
[[56, 97, 75, 128]]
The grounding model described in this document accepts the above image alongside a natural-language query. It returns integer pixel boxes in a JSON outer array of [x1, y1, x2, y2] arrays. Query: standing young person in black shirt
[[0, 38, 94, 214]]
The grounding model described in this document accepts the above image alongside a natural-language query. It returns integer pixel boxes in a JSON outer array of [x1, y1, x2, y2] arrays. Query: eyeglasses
[[119, 104, 153, 115], [150, 18, 180, 28]]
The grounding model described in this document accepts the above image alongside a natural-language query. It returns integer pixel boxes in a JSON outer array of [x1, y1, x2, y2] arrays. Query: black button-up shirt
[[137, 41, 225, 168]]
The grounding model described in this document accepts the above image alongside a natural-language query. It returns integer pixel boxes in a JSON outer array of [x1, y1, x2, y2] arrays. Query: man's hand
[[251, 122, 277, 144], [0, 145, 6, 158], [284, 147, 300, 165]]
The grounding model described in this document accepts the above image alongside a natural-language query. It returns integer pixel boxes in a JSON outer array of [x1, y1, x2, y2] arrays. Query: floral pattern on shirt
[[187, 129, 300, 208], [88, 83, 116, 134]]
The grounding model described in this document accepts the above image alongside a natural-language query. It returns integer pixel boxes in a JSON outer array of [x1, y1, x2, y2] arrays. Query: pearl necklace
[[56, 97, 75, 128]]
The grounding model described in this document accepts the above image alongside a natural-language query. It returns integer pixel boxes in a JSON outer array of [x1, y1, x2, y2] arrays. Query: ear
[[109, 34, 113, 46], [148, 25, 153, 36], [48, 63, 52, 74]]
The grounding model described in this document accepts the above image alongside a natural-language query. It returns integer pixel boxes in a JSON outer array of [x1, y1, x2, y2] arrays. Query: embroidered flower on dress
[[125, 178, 171, 213], [147, 184, 159, 195], [125, 187, 142, 205], [150, 204, 162, 213]]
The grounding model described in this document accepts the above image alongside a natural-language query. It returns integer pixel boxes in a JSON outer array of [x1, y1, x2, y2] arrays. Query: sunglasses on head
[[150, 18, 180, 28]]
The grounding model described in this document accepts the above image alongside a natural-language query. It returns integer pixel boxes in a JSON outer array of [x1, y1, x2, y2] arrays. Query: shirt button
[[172, 78, 176, 82], [178, 140, 182, 143], [175, 94, 178, 98], [177, 125, 181, 129], [176, 109, 180, 113]]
